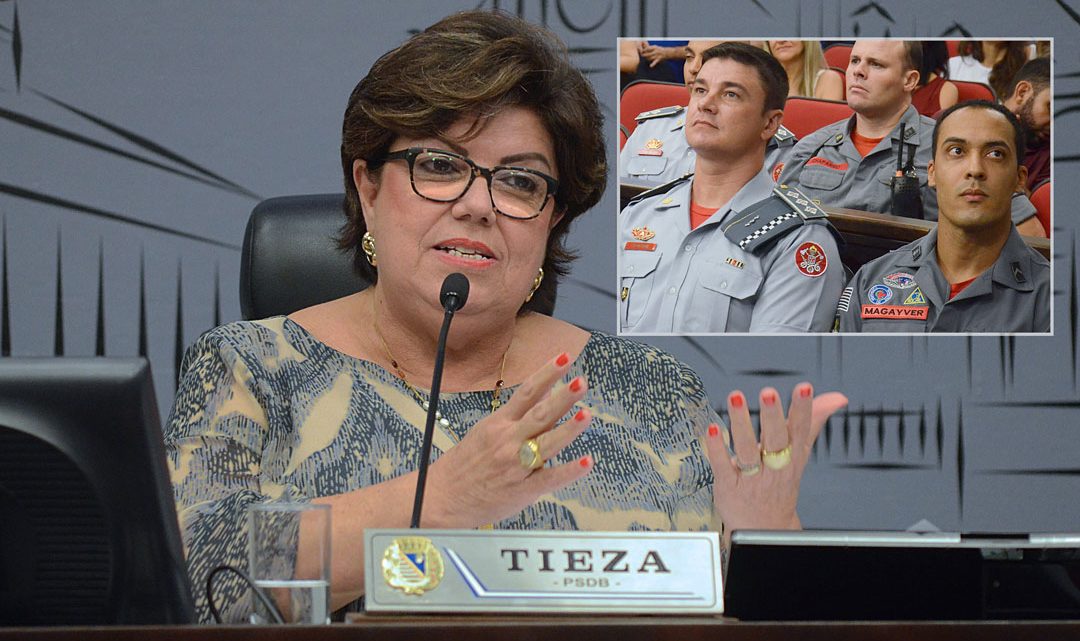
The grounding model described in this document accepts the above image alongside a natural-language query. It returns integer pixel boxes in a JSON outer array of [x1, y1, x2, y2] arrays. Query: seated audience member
[[620, 43, 843, 334], [836, 101, 1049, 332], [779, 40, 1038, 230], [767, 40, 845, 101], [1001, 57, 1051, 193], [166, 13, 846, 623], [948, 40, 1030, 99], [620, 40, 797, 185], [912, 41, 958, 116]]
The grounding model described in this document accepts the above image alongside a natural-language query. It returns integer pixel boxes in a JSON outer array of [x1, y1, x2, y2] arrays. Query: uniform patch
[[867, 284, 893, 304], [903, 287, 926, 305], [883, 272, 917, 289], [772, 162, 784, 182], [795, 242, 828, 278], [631, 226, 656, 241], [861, 305, 929, 320], [638, 138, 664, 157], [806, 157, 849, 171], [725, 257, 745, 269], [624, 241, 656, 252]]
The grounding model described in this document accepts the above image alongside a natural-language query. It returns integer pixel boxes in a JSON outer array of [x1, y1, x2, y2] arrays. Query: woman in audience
[[767, 40, 845, 101], [166, 11, 846, 623], [912, 41, 958, 116], [948, 40, 1030, 99]]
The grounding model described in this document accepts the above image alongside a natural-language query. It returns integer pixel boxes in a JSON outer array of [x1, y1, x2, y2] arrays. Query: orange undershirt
[[949, 277, 976, 299], [690, 200, 720, 231], [852, 131, 885, 157]]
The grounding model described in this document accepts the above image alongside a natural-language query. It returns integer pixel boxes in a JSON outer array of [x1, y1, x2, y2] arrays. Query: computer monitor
[[0, 358, 195, 626], [725, 530, 1080, 621]]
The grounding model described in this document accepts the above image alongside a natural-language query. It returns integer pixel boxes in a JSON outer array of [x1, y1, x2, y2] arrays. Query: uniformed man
[[836, 100, 1050, 333], [777, 40, 1040, 234], [619, 43, 844, 334], [619, 40, 797, 186]]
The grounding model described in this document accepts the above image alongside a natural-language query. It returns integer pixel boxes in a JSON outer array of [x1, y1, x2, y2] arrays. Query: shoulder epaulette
[[626, 173, 692, 207], [773, 125, 796, 144], [634, 105, 685, 122], [722, 185, 834, 254]]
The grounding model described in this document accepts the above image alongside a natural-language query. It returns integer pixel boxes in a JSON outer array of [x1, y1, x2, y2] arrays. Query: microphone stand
[[410, 273, 468, 528]]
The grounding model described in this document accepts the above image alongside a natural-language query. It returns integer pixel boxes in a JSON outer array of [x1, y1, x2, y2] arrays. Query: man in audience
[[836, 101, 1049, 332], [1001, 57, 1051, 192], [778, 40, 1041, 235], [619, 40, 797, 185], [620, 43, 843, 333]]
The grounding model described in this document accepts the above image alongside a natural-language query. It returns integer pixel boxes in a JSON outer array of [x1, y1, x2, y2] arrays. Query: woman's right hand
[[424, 352, 593, 528]]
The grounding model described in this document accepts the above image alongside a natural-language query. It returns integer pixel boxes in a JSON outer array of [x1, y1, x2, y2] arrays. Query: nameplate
[[363, 529, 723, 614]]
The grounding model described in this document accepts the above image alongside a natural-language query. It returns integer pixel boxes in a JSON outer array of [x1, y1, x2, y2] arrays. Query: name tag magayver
[[363, 529, 724, 614]]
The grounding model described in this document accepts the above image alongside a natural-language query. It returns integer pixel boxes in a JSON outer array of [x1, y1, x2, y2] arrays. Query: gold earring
[[361, 231, 377, 267], [525, 267, 544, 303]]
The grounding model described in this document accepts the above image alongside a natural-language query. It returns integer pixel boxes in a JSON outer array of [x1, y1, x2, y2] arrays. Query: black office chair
[[240, 194, 367, 320], [240, 194, 556, 319]]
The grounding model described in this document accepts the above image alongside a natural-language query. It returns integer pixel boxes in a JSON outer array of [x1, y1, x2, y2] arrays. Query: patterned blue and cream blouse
[[165, 317, 719, 622]]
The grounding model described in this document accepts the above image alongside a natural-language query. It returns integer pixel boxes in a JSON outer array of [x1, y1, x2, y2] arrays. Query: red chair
[[953, 80, 995, 102], [1031, 179, 1050, 236], [823, 43, 852, 71], [619, 80, 688, 137], [946, 40, 961, 58], [781, 96, 854, 139]]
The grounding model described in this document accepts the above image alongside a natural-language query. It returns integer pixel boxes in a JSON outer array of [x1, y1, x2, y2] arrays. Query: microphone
[[440, 272, 470, 312], [410, 273, 469, 528]]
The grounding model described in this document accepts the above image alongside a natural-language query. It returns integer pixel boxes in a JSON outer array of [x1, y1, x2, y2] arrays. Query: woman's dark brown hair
[[338, 10, 607, 313], [958, 41, 1030, 100]]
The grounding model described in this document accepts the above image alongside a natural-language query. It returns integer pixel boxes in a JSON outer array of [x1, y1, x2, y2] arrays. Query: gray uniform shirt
[[619, 169, 844, 333], [777, 105, 1036, 224], [619, 106, 797, 186], [836, 225, 1050, 333]]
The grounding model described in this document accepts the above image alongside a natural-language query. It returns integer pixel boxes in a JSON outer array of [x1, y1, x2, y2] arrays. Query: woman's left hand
[[704, 383, 848, 546]]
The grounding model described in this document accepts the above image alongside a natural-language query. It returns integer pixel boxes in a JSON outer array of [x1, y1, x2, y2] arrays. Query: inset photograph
[[617, 39, 1051, 335]]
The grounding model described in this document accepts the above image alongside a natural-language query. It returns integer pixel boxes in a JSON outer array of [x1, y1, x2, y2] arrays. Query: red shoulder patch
[[771, 162, 784, 182], [795, 241, 828, 278]]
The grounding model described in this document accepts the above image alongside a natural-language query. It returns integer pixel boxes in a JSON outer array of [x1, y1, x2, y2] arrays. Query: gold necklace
[[372, 297, 508, 432]]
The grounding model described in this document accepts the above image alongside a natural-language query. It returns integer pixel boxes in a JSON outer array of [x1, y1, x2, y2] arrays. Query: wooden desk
[[617, 183, 1052, 273], [4, 618, 1079, 641]]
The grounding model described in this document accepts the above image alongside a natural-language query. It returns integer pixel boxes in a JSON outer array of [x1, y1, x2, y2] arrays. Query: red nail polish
[[800, 385, 812, 398], [729, 393, 744, 409], [574, 408, 588, 422], [763, 391, 777, 406], [555, 352, 570, 367], [579, 455, 593, 468], [570, 377, 583, 393], [708, 424, 719, 437]]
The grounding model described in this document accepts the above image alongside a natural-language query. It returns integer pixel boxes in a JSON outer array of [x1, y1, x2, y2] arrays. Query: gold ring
[[518, 438, 544, 471], [761, 444, 793, 470], [736, 460, 761, 476]]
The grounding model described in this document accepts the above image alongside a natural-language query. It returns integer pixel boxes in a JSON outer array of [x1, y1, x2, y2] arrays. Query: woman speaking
[[166, 10, 846, 622]]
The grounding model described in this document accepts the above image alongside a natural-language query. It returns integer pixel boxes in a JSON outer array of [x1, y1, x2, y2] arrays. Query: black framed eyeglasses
[[375, 147, 559, 220]]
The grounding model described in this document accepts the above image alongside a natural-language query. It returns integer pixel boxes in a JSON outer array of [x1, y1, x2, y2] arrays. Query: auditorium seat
[[781, 96, 854, 139], [823, 43, 852, 71], [953, 80, 996, 102], [1031, 179, 1051, 236]]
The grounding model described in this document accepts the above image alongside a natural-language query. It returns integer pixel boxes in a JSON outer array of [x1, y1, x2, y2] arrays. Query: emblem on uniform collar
[[1010, 261, 1027, 284], [795, 241, 828, 278], [883, 272, 916, 289], [638, 138, 664, 157], [632, 226, 656, 241], [383, 536, 444, 595], [903, 287, 926, 305], [868, 284, 893, 305]]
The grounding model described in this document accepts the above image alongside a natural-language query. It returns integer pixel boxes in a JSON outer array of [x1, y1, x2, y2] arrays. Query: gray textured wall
[[1, 0, 1076, 534]]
